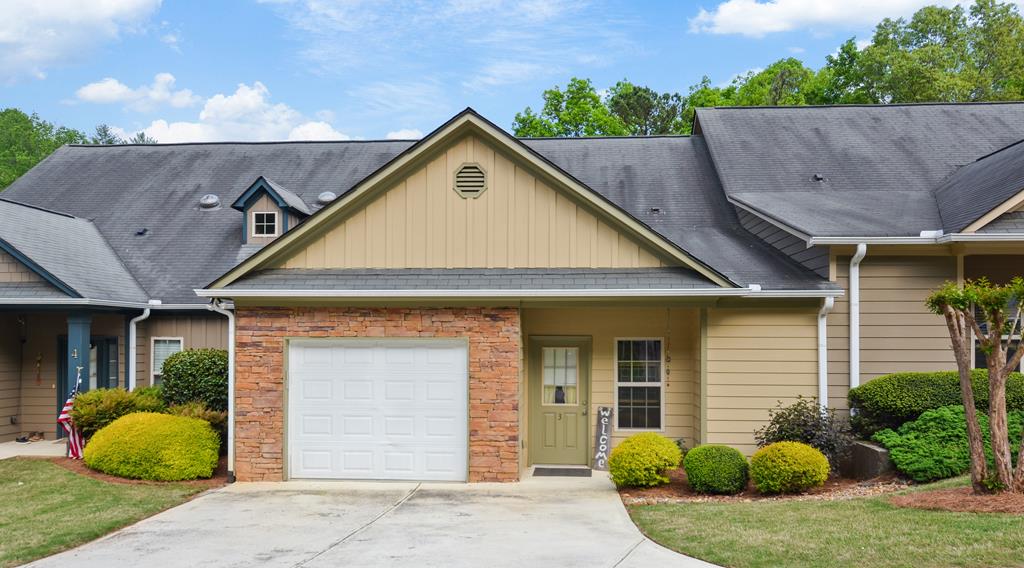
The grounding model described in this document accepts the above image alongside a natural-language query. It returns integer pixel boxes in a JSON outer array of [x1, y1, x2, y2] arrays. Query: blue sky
[[0, 0, 994, 142]]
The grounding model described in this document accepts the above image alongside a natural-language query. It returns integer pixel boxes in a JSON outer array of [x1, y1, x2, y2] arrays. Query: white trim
[[817, 297, 834, 410], [612, 337, 666, 433], [810, 234, 1024, 245], [195, 286, 844, 299], [0, 298, 209, 309], [150, 336, 184, 385], [251, 210, 279, 238]]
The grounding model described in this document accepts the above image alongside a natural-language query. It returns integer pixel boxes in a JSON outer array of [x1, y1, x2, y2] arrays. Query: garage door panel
[[288, 339, 468, 481]]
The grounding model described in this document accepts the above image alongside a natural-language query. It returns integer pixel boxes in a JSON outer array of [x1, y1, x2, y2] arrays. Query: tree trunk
[[943, 307, 989, 493], [989, 365, 1014, 490], [1015, 425, 1024, 492]]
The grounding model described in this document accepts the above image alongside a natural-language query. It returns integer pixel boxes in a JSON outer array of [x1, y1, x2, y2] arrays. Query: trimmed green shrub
[[133, 385, 163, 400], [755, 397, 853, 471], [83, 412, 219, 481], [750, 441, 830, 494], [872, 405, 1024, 482], [608, 432, 683, 488], [160, 349, 228, 412], [167, 401, 227, 452], [70, 388, 166, 439], [848, 370, 1024, 436], [683, 445, 748, 494]]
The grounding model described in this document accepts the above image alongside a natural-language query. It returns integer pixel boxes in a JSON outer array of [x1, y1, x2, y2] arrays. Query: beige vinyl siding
[[135, 314, 228, 388], [705, 308, 818, 455], [0, 249, 46, 283], [0, 314, 21, 441], [736, 209, 828, 278], [521, 307, 699, 463], [279, 135, 668, 270], [828, 255, 956, 410], [16, 313, 125, 439]]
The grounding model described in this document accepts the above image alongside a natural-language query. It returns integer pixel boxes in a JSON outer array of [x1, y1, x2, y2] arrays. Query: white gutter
[[127, 305, 156, 391], [0, 298, 210, 309], [195, 286, 845, 299], [809, 232, 1024, 246], [207, 300, 236, 483], [849, 244, 867, 390], [817, 296, 834, 410]]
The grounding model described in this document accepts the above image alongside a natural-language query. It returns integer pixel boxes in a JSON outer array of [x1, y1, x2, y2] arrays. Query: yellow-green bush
[[166, 401, 227, 452], [83, 412, 219, 481], [684, 445, 748, 494], [750, 441, 829, 494], [608, 432, 682, 487]]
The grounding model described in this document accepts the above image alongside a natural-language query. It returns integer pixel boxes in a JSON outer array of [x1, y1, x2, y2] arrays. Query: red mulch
[[47, 455, 228, 489], [619, 467, 902, 503], [889, 486, 1024, 513]]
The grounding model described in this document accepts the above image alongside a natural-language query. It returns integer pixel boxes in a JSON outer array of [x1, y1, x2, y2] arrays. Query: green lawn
[[629, 479, 1024, 568], [0, 459, 205, 567]]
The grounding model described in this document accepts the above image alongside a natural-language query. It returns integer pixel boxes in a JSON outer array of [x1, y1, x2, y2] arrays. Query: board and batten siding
[[278, 135, 668, 270], [827, 255, 957, 410], [135, 314, 229, 388], [520, 307, 699, 466], [0, 314, 21, 442], [705, 308, 818, 455], [736, 209, 828, 278]]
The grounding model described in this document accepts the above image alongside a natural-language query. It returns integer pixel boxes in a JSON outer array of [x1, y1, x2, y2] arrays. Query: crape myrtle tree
[[926, 278, 1024, 493]]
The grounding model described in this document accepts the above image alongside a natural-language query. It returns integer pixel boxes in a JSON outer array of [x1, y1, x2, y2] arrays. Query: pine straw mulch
[[620, 467, 909, 505], [46, 455, 229, 489], [888, 486, 1024, 514]]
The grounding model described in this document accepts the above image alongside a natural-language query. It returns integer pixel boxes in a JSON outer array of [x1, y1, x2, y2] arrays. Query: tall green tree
[[606, 81, 687, 135], [0, 108, 88, 190], [512, 77, 628, 137], [91, 124, 123, 145]]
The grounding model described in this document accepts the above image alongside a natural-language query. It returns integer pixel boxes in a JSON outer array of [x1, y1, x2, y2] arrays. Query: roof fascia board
[[808, 234, 1024, 245], [0, 238, 81, 297], [208, 111, 735, 289], [232, 177, 304, 216], [727, 197, 813, 243], [195, 287, 843, 299], [960, 186, 1024, 233], [0, 298, 208, 309]]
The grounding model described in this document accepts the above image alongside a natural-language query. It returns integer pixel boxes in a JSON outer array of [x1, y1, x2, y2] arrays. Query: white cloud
[[76, 73, 201, 111], [0, 0, 161, 82], [385, 129, 423, 140], [120, 81, 351, 142], [687, 0, 989, 37], [462, 61, 552, 91], [787, 46, 805, 54], [160, 33, 181, 52]]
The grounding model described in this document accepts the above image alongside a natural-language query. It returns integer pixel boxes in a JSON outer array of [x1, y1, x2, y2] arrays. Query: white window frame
[[151, 336, 184, 385], [613, 337, 666, 433], [251, 210, 279, 237]]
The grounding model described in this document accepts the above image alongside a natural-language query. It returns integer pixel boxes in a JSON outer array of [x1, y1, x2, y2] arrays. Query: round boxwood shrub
[[70, 387, 166, 440], [872, 405, 1024, 482], [608, 432, 683, 488], [167, 401, 228, 453], [750, 441, 829, 494], [83, 412, 219, 481], [160, 348, 228, 412], [848, 370, 1024, 436], [683, 444, 748, 494]]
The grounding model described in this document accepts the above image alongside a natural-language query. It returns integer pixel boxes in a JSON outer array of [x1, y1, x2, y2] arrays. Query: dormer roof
[[231, 176, 312, 217]]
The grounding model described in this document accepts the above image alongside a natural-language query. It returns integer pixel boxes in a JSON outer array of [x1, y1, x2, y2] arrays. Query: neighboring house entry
[[287, 339, 469, 481], [528, 337, 591, 466], [56, 335, 118, 437]]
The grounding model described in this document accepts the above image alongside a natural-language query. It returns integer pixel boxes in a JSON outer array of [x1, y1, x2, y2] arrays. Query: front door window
[[542, 347, 578, 405]]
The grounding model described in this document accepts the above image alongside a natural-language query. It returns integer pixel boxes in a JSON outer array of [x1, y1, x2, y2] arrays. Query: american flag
[[57, 382, 84, 459]]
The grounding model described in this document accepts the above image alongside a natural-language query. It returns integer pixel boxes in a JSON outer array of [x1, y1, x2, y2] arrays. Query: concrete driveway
[[29, 473, 713, 568]]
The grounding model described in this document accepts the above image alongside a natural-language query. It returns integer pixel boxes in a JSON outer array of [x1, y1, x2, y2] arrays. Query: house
[[2, 104, 1023, 483]]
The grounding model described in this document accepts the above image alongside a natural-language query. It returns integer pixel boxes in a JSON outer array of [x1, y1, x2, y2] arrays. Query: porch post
[[66, 313, 92, 395]]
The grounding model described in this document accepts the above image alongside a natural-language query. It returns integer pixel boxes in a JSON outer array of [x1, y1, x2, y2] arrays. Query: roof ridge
[[972, 137, 1024, 163], [0, 197, 77, 218], [708, 101, 1024, 110], [67, 139, 420, 147], [519, 134, 692, 140]]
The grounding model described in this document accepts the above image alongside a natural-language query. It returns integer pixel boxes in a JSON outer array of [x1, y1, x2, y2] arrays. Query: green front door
[[528, 337, 591, 466]]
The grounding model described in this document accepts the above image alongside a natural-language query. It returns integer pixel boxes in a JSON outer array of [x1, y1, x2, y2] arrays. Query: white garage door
[[288, 339, 468, 481]]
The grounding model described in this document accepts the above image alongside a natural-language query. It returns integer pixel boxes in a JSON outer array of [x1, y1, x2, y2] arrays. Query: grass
[[0, 458, 205, 567], [629, 477, 1024, 568]]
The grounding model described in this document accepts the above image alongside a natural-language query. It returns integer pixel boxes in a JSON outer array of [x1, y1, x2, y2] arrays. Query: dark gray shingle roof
[[0, 281, 68, 299], [935, 140, 1024, 233], [227, 267, 717, 291], [0, 199, 148, 302], [697, 103, 1024, 237], [262, 178, 312, 216]]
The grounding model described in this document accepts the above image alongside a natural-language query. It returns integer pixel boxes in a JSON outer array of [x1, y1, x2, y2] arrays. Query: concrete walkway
[[29, 472, 715, 567], [0, 439, 66, 460]]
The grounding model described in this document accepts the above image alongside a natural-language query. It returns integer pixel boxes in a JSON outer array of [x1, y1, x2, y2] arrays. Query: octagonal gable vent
[[453, 163, 486, 199]]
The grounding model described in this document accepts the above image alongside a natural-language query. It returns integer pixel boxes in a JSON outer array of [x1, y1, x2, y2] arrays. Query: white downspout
[[207, 300, 236, 483], [817, 296, 835, 410], [128, 306, 153, 391], [849, 244, 868, 390]]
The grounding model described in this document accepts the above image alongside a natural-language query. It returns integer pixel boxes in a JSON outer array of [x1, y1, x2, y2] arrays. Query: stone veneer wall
[[234, 306, 521, 482]]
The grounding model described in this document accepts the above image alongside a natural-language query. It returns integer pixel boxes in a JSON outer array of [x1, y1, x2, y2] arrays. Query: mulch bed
[[620, 467, 908, 505], [889, 486, 1024, 514], [47, 455, 229, 489]]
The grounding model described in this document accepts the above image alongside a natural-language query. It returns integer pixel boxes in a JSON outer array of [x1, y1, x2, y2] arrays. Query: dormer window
[[252, 211, 278, 237]]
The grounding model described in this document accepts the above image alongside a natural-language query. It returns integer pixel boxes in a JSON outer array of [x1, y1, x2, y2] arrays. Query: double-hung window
[[615, 338, 663, 430], [152, 337, 184, 385]]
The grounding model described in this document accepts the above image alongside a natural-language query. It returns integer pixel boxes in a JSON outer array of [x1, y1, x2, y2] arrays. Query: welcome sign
[[592, 407, 613, 470]]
